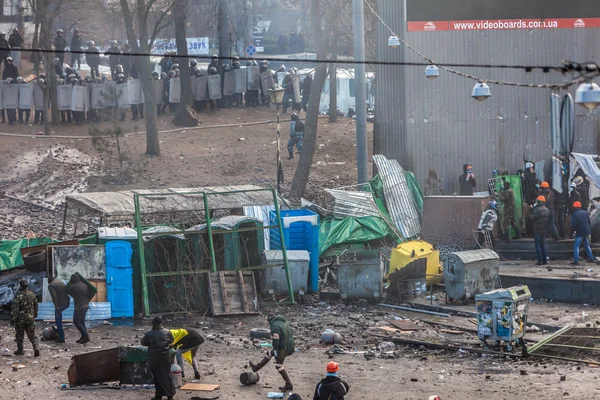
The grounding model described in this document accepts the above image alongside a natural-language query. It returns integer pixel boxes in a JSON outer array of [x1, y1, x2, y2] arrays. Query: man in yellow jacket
[[170, 328, 205, 379]]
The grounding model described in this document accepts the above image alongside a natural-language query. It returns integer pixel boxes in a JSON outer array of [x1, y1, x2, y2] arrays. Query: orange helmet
[[540, 181, 549, 188], [326, 361, 339, 373], [573, 201, 582, 208], [536, 195, 546, 203]]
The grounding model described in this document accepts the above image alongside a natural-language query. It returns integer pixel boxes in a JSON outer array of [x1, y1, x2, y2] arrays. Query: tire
[[249, 328, 271, 340], [23, 250, 46, 267]]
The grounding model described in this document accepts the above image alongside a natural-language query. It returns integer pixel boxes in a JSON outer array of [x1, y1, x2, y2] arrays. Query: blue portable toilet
[[105, 241, 134, 318], [269, 209, 319, 293]]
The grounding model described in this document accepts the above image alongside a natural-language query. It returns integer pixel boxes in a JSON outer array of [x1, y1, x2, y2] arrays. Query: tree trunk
[[218, 0, 229, 66], [329, 57, 337, 123], [32, 21, 40, 75], [172, 0, 197, 126], [40, 21, 59, 125], [289, 60, 328, 199]]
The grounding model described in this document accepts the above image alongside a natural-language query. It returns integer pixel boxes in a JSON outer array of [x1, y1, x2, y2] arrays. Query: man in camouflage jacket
[[11, 280, 40, 357]]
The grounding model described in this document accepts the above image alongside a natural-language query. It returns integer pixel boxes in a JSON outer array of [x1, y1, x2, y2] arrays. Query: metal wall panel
[[375, 0, 600, 195]]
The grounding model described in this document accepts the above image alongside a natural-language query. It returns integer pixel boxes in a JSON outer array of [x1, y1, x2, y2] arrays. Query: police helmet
[[111, 40, 118, 46], [0, 32, 5, 37], [168, 70, 176, 78], [94, 77, 102, 83], [192, 67, 199, 74], [88, 40, 95, 47], [251, 60, 257, 66], [16, 77, 24, 83], [233, 61, 240, 69], [246, 61, 252, 67], [78, 78, 85, 85], [222, 64, 230, 72], [70, 77, 78, 84], [84, 75, 93, 83], [68, 73, 76, 81], [211, 54, 218, 59], [6, 56, 12, 62], [53, 57, 60, 64], [208, 67, 218, 75], [37, 78, 46, 86], [116, 73, 125, 81], [12, 28, 18, 33], [291, 113, 299, 121], [39, 73, 46, 80], [101, 74, 108, 82], [152, 71, 159, 78], [190, 59, 197, 68], [160, 72, 167, 79], [195, 69, 203, 77], [259, 61, 266, 67], [232, 56, 240, 62], [5, 78, 12, 84], [72, 28, 79, 33], [171, 63, 179, 70], [57, 29, 64, 34], [58, 78, 65, 85], [278, 65, 286, 72], [115, 64, 124, 73], [174, 69, 180, 77]]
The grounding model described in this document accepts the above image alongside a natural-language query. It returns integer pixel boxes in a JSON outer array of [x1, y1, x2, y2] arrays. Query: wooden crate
[[89, 279, 107, 302], [208, 271, 259, 316]]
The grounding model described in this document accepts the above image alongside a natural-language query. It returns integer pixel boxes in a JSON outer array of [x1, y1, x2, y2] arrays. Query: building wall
[[374, 0, 600, 195]]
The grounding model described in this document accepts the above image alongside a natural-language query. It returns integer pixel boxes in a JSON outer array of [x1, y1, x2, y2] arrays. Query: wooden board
[[180, 383, 220, 391], [208, 270, 259, 316], [388, 320, 427, 331], [89, 279, 107, 302]]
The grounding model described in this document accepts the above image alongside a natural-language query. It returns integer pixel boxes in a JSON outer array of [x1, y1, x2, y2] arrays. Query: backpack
[[294, 120, 304, 132]]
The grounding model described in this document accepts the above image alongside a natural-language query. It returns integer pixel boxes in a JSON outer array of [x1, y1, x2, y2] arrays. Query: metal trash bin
[[475, 285, 531, 352], [444, 249, 500, 301]]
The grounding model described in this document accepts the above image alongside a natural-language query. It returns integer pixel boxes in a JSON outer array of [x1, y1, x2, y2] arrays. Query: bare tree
[[119, 0, 175, 156], [172, 0, 197, 126], [289, 0, 341, 199]]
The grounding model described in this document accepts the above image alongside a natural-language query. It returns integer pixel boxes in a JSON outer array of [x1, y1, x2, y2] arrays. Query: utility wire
[[363, 0, 599, 89]]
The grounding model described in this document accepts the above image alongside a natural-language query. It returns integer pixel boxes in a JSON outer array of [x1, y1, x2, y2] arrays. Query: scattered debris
[[180, 383, 220, 391]]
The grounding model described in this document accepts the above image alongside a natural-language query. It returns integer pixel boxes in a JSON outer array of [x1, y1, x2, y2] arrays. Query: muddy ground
[[1, 300, 599, 400]]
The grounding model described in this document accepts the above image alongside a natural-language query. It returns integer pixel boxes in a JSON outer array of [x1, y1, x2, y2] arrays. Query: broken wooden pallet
[[208, 270, 259, 316]]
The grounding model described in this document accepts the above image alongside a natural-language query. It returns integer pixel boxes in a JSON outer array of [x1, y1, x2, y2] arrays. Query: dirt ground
[[1, 301, 600, 400], [0, 106, 373, 239]]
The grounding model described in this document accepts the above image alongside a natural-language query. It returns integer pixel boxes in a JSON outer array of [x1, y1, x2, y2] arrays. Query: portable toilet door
[[106, 241, 134, 318]]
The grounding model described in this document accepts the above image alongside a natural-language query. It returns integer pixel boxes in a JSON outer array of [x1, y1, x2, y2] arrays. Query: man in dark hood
[[249, 314, 295, 391], [523, 162, 540, 206], [67, 273, 96, 344], [2, 56, 18, 80], [458, 164, 476, 195], [313, 361, 350, 400], [141, 316, 176, 400]]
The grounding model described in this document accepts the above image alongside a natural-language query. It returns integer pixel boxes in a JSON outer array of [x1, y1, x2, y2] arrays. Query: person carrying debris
[[287, 113, 304, 159], [531, 195, 550, 265], [48, 276, 70, 343], [458, 164, 476, 195], [11, 279, 40, 357], [570, 201, 595, 265], [67, 273, 96, 344], [540, 181, 559, 240], [249, 314, 295, 391], [498, 181, 521, 240], [170, 327, 205, 380], [312, 361, 350, 400], [141, 316, 176, 400]]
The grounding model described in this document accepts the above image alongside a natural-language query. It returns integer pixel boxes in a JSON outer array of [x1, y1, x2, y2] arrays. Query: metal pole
[[203, 193, 218, 273], [353, 0, 368, 183], [276, 104, 282, 193], [273, 188, 295, 304], [134, 194, 150, 317]]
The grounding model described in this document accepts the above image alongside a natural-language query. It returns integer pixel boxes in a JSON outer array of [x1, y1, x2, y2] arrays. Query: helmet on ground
[[42, 327, 58, 341], [5, 78, 12, 84], [208, 67, 217, 75], [326, 361, 339, 373], [573, 201, 582, 208], [160, 72, 167, 79], [190, 59, 197, 68], [536, 195, 546, 203], [525, 162, 534, 169], [488, 200, 497, 209], [291, 113, 299, 121], [57, 29, 64, 34]]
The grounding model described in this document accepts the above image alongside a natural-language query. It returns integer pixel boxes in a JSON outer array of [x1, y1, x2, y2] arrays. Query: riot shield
[[33, 85, 44, 111], [0, 82, 5, 109], [246, 66, 260, 91], [18, 83, 33, 110], [291, 72, 302, 103], [194, 76, 207, 101], [169, 77, 181, 103], [116, 83, 129, 109], [91, 84, 105, 109], [208, 75, 222, 100], [276, 71, 285, 86], [71, 86, 86, 112], [223, 71, 235, 96], [234, 69, 246, 93], [3, 84, 18, 109], [260, 71, 275, 97], [57, 85, 71, 110], [128, 79, 141, 104], [153, 80, 164, 105]]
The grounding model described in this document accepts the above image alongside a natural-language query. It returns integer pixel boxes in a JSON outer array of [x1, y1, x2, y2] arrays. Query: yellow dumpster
[[389, 240, 442, 284]]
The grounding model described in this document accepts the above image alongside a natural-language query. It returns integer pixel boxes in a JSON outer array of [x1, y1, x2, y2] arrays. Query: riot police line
[[0, 55, 306, 126]]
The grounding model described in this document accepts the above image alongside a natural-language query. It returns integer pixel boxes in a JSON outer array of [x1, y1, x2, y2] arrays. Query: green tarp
[[494, 175, 525, 239], [0, 237, 57, 272]]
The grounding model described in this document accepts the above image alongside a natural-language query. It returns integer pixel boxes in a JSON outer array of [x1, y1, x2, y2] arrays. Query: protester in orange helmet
[[540, 181, 559, 240], [531, 195, 550, 265], [312, 361, 350, 400]]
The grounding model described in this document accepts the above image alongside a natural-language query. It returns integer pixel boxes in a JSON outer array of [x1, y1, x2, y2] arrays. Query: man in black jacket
[[70, 28, 82, 70], [54, 29, 68, 66], [66, 273, 95, 344], [8, 28, 22, 48], [0, 32, 10, 72], [48, 276, 70, 343], [571, 201, 595, 265], [540, 181, 559, 240], [313, 361, 350, 400], [106, 40, 121, 80], [531, 195, 550, 265], [2, 56, 18, 80], [553, 181, 568, 239], [523, 162, 540, 206], [141, 317, 175, 400], [85, 41, 100, 79], [458, 164, 476, 195]]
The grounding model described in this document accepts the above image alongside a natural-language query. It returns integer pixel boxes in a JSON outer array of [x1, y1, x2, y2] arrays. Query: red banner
[[408, 18, 600, 31]]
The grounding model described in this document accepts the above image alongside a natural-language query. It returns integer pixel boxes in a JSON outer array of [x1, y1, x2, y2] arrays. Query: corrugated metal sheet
[[375, 0, 600, 195], [372, 155, 421, 239], [325, 189, 380, 218], [36, 301, 112, 321], [66, 185, 280, 217]]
